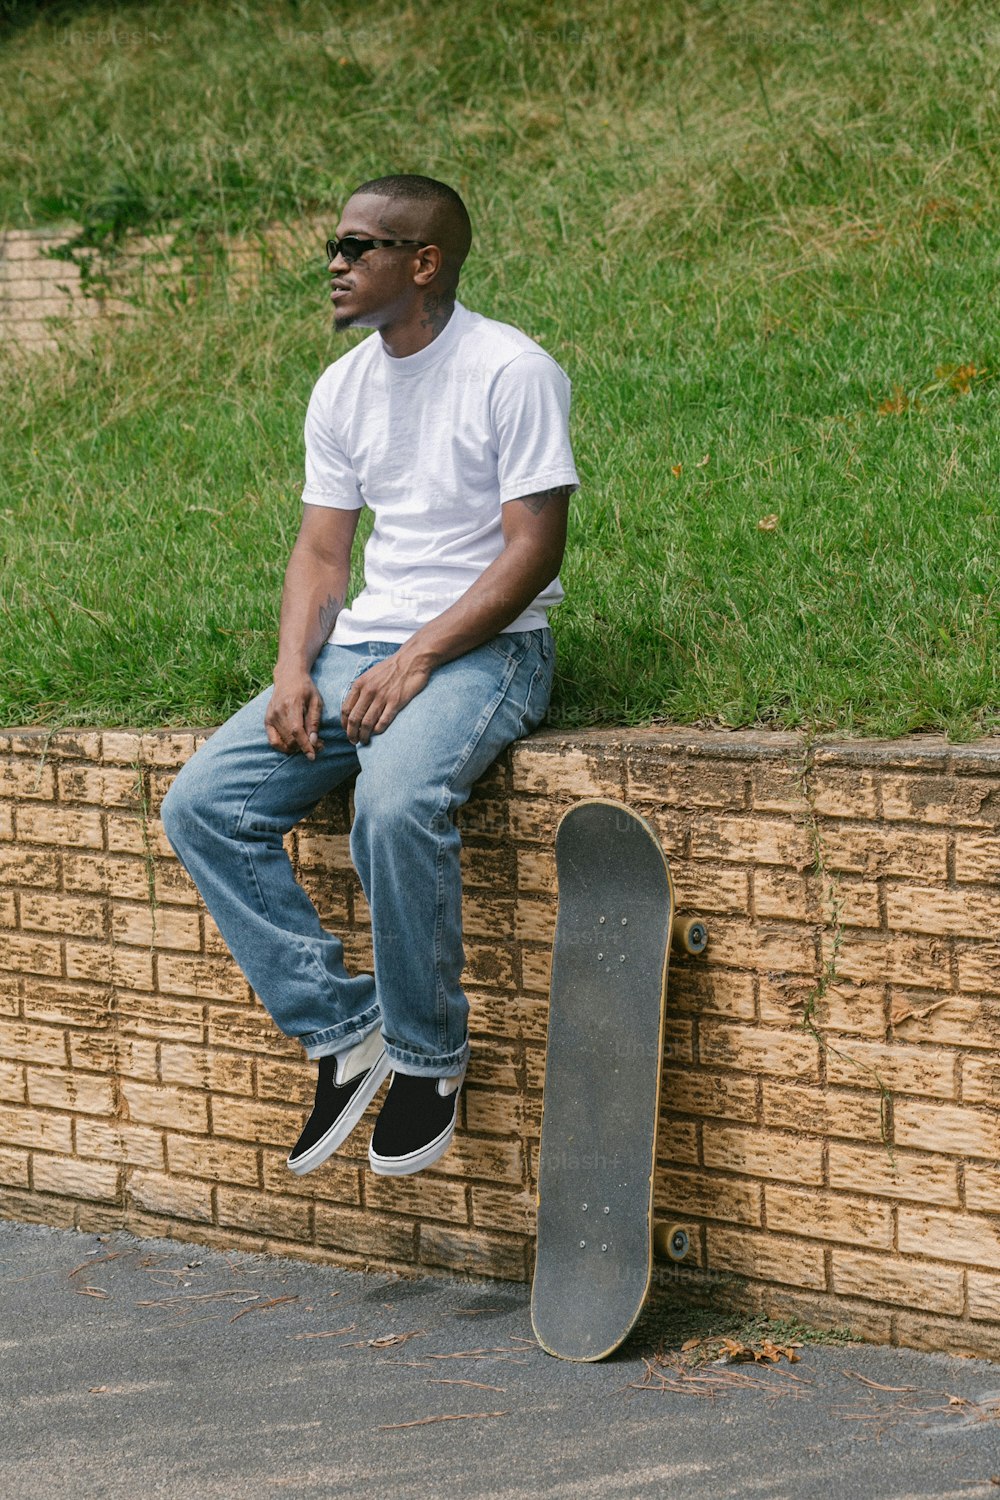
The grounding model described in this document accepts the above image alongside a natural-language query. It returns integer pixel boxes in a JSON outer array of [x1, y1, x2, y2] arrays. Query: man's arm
[[340, 486, 571, 745], [265, 503, 361, 760]]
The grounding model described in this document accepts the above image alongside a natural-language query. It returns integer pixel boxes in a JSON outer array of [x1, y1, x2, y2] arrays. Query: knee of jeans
[[352, 777, 441, 842], [160, 764, 213, 850]]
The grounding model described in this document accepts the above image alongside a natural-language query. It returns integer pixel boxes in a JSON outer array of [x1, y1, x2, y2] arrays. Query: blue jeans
[[161, 629, 554, 1077]]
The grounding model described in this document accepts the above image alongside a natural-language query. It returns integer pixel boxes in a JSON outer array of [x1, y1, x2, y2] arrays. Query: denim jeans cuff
[[301, 1005, 383, 1060], [384, 1037, 470, 1078]]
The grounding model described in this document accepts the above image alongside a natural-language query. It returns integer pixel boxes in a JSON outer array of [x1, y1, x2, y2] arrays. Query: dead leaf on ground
[[757, 514, 779, 531]]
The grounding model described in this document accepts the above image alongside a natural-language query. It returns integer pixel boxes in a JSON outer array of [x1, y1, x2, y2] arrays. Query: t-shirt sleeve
[[490, 350, 580, 504], [301, 380, 364, 510]]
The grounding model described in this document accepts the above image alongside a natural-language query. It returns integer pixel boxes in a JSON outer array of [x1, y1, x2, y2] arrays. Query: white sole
[[368, 1117, 457, 1177], [287, 1053, 391, 1175]]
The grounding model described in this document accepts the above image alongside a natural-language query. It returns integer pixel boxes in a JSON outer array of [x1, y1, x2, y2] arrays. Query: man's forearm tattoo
[[318, 592, 343, 637], [512, 485, 573, 515]]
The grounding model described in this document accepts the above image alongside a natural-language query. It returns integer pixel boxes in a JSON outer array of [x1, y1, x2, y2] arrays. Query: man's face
[[328, 193, 422, 332]]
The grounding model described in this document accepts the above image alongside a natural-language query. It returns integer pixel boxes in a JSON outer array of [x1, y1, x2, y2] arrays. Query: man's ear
[[413, 244, 443, 286]]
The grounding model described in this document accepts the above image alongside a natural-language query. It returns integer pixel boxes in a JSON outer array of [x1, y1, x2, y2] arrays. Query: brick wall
[[1, 725, 1000, 1358], [0, 220, 321, 353]]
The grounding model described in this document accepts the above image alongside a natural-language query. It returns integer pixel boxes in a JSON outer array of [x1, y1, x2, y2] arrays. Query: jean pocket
[[484, 630, 535, 663]]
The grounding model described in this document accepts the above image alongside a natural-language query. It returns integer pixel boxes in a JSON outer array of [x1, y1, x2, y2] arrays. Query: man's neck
[[379, 294, 456, 359]]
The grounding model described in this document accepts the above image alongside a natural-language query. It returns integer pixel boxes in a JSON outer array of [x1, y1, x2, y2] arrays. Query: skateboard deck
[[531, 798, 674, 1362]]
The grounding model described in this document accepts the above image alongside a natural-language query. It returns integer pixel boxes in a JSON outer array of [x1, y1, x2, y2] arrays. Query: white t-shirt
[[300, 301, 579, 645]]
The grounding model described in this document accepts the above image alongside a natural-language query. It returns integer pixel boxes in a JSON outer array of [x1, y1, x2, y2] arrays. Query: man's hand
[[341, 651, 432, 745], [265, 669, 325, 760]]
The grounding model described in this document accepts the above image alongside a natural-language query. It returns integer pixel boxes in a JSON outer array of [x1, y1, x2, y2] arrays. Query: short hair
[[350, 174, 472, 285]]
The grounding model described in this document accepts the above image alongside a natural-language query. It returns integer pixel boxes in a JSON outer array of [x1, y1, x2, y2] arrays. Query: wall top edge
[[1, 724, 999, 772]]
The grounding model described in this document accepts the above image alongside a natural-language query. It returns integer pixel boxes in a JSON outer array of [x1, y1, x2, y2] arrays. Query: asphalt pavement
[[2, 1216, 999, 1499]]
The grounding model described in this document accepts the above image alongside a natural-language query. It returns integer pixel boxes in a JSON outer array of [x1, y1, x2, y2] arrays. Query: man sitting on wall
[[162, 174, 578, 1179]]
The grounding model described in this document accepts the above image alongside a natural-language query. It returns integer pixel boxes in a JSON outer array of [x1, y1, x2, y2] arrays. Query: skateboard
[[530, 798, 707, 1362]]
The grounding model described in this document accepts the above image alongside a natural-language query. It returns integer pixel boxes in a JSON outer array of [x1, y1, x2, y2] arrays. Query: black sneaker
[[287, 1030, 389, 1175], [368, 1068, 465, 1177]]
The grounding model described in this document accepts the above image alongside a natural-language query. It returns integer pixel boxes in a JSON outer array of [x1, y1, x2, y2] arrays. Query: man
[[162, 174, 578, 1179]]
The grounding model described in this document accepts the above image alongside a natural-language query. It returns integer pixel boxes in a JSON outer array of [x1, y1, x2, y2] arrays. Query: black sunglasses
[[326, 235, 425, 265]]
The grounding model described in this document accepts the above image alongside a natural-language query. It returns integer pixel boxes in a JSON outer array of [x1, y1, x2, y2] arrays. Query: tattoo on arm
[[511, 485, 573, 516], [317, 592, 343, 638]]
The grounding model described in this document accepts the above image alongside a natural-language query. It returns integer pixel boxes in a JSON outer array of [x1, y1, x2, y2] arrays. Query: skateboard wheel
[[672, 917, 709, 956], [654, 1223, 691, 1262]]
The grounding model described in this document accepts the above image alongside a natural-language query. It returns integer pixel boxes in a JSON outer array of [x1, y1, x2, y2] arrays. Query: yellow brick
[[510, 744, 623, 799], [32, 1153, 121, 1201], [106, 813, 173, 858], [207, 1009, 297, 1055], [460, 845, 513, 892], [758, 977, 886, 1038], [0, 757, 55, 799], [690, 815, 812, 870], [830, 931, 950, 990], [69, 1034, 158, 1080], [167, 1134, 259, 1186], [967, 1271, 1000, 1322], [893, 1310, 998, 1360], [0, 1147, 29, 1187], [154, 861, 200, 906], [886, 884, 1000, 939], [65, 942, 153, 990], [825, 1041, 955, 1099], [881, 774, 999, 828], [111, 904, 201, 951], [832, 1249, 963, 1313], [465, 1088, 540, 1138], [700, 1023, 820, 1081], [957, 944, 1000, 994], [750, 761, 809, 815], [159, 1044, 254, 1095], [962, 1057, 1000, 1107], [464, 940, 514, 990], [18, 804, 104, 849], [625, 755, 749, 810], [818, 825, 948, 880], [701, 1124, 822, 1185], [898, 1207, 1000, 1268], [315, 1203, 416, 1262], [765, 1184, 892, 1248], [515, 846, 556, 895], [954, 832, 1000, 884], [365, 1172, 469, 1223], [63, 852, 149, 900], [0, 1110, 71, 1152], [811, 768, 880, 820], [673, 861, 751, 915], [513, 897, 554, 945], [120, 1080, 208, 1134], [0, 1021, 68, 1067], [0, 933, 62, 977], [0, 802, 12, 840], [120, 991, 205, 1044], [657, 1167, 761, 1226], [894, 1101, 1000, 1160], [670, 967, 756, 1021], [57, 765, 141, 807], [157, 953, 248, 1002], [0, 848, 60, 887], [137, 731, 198, 768], [719, 914, 819, 974], [216, 1185, 311, 1240], [469, 991, 547, 1046], [76, 1118, 164, 1169], [296, 832, 353, 872], [510, 794, 559, 844], [828, 1144, 958, 1207], [0, 1060, 24, 1102], [470, 1184, 534, 1233], [419, 1223, 525, 1280], [464, 893, 515, 942], [892, 993, 999, 1049], [261, 1149, 361, 1204], [434, 1133, 523, 1185], [657, 1119, 700, 1167], [761, 1083, 887, 1143], [20, 892, 105, 939], [212, 1094, 301, 1148], [753, 868, 817, 922], [662, 1070, 759, 1123], [26, 1068, 115, 1115], [129, 1169, 214, 1224], [707, 1226, 826, 1289]]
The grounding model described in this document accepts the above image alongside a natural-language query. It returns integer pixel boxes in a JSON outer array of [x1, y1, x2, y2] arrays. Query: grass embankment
[[1, 0, 997, 735]]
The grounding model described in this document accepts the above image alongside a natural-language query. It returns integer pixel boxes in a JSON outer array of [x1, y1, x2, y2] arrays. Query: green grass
[[1, 0, 998, 734]]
